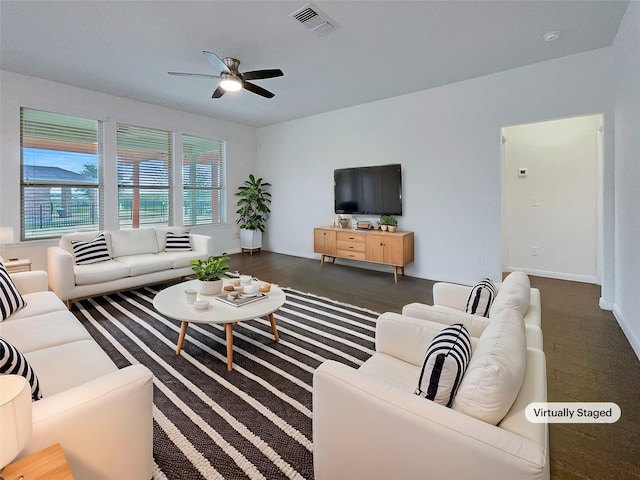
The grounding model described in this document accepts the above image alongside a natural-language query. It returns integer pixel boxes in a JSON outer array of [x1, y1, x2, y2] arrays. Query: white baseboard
[[505, 266, 598, 284], [612, 303, 640, 362], [599, 297, 614, 310]]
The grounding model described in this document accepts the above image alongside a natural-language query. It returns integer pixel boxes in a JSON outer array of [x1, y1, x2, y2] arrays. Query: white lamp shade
[[0, 375, 32, 468], [0, 227, 15, 245]]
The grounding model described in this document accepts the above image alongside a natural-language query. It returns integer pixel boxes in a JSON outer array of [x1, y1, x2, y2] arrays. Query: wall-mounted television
[[334, 164, 402, 216]]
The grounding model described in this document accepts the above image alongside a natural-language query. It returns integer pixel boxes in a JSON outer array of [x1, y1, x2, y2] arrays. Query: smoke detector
[[289, 3, 338, 36]]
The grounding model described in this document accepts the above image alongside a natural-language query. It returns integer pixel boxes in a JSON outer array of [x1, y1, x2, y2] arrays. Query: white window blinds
[[117, 123, 172, 228]]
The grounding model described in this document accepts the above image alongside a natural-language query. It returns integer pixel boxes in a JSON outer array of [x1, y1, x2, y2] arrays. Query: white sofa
[[313, 272, 549, 480], [0, 270, 154, 480], [48, 226, 213, 307]]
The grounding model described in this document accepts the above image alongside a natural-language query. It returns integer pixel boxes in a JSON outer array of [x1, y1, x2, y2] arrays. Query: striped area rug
[[73, 285, 379, 480]]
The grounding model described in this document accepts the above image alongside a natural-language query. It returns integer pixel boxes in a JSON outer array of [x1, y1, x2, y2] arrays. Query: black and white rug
[[73, 285, 378, 480]]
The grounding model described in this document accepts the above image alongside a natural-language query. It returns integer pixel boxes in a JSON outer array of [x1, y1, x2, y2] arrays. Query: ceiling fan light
[[220, 77, 242, 92]]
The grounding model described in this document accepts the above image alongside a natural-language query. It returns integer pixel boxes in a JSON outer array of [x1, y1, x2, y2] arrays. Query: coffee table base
[[175, 313, 280, 371]]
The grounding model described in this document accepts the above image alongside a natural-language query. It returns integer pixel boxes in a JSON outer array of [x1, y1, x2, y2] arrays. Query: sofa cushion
[[71, 232, 111, 265], [452, 308, 526, 425], [165, 232, 192, 251], [0, 336, 42, 400], [114, 254, 173, 276], [110, 228, 159, 257], [25, 340, 117, 397], [1, 291, 66, 321], [0, 263, 26, 321], [490, 271, 531, 318], [0, 310, 92, 353], [156, 250, 202, 269], [74, 260, 131, 286], [415, 324, 471, 407], [465, 278, 497, 317]]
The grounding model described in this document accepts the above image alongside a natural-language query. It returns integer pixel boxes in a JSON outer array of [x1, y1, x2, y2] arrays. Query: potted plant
[[235, 174, 272, 252], [379, 215, 397, 232], [190, 255, 230, 294]]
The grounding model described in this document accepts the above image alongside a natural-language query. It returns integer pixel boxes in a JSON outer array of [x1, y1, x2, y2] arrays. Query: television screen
[[334, 164, 402, 215]]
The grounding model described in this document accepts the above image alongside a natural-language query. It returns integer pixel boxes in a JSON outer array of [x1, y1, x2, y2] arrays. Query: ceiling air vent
[[289, 3, 338, 36]]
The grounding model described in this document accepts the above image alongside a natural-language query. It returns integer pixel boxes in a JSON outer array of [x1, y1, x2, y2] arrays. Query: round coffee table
[[153, 279, 286, 371]]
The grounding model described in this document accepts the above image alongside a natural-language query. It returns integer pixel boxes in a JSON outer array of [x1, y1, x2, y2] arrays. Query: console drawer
[[336, 249, 366, 260], [336, 232, 366, 243], [336, 240, 366, 253]]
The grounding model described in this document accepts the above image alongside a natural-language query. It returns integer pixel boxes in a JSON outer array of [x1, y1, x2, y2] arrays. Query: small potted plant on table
[[190, 255, 230, 294], [379, 215, 397, 233]]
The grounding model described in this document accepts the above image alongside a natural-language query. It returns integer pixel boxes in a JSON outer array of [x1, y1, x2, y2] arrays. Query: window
[[182, 134, 225, 226], [20, 108, 102, 240], [117, 124, 172, 228]]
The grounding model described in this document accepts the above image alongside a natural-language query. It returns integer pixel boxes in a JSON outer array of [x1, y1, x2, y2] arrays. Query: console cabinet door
[[314, 229, 337, 256], [366, 235, 404, 265]]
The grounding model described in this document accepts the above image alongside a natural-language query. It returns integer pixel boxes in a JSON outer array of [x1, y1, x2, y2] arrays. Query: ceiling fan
[[168, 51, 283, 99]]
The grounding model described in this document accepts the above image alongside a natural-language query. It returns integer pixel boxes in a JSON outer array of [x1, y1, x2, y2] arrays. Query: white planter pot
[[197, 279, 223, 295], [240, 229, 262, 250]]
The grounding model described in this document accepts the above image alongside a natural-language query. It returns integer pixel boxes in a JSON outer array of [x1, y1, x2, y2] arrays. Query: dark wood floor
[[228, 251, 640, 480]]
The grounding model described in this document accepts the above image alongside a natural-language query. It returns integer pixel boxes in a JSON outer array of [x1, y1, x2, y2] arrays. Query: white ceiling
[[0, 1, 629, 128]]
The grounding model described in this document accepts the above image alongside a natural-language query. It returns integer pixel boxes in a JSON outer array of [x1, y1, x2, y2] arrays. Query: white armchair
[[313, 303, 549, 480]]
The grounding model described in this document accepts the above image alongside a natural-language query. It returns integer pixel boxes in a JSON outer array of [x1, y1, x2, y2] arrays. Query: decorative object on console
[[416, 323, 471, 407], [0, 375, 32, 478], [338, 216, 349, 228], [236, 175, 272, 254], [379, 215, 397, 232], [465, 278, 497, 317], [190, 255, 230, 295]]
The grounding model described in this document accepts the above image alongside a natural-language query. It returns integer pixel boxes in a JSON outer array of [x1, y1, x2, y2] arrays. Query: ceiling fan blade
[[242, 69, 284, 81], [212, 86, 226, 99], [168, 72, 221, 79], [203, 51, 230, 73], [242, 81, 275, 98]]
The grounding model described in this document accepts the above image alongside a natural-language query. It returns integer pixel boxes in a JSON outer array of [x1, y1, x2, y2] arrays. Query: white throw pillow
[[452, 308, 526, 425], [110, 228, 160, 257], [490, 271, 531, 318]]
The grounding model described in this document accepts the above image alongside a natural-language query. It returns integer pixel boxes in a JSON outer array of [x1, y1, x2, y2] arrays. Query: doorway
[[501, 114, 603, 284]]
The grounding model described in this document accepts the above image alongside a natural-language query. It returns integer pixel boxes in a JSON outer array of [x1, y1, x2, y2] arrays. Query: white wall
[[502, 115, 601, 283], [258, 48, 616, 290], [0, 71, 257, 270], [613, 2, 640, 359]]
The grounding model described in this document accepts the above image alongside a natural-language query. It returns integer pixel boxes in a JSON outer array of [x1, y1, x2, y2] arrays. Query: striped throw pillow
[[71, 233, 111, 265], [415, 323, 471, 407], [165, 232, 191, 251], [465, 278, 497, 317], [0, 263, 26, 321], [0, 336, 42, 400]]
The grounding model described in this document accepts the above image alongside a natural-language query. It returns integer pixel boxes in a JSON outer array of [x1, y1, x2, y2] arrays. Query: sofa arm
[[9, 270, 49, 294], [190, 233, 214, 257], [432, 281, 473, 309], [376, 312, 449, 366], [22, 364, 154, 480], [47, 246, 76, 301], [313, 360, 548, 480], [401, 303, 490, 338]]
